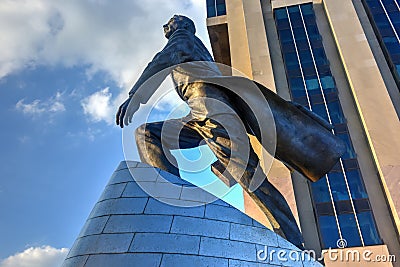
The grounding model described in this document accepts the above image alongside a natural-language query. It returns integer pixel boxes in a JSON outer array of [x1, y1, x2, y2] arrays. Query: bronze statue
[[116, 15, 345, 249]]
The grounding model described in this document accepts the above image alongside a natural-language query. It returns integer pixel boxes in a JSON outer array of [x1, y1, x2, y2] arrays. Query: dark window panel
[[396, 64, 400, 76], [207, 7, 216, 18], [385, 4, 398, 12], [358, 212, 382, 246], [310, 103, 330, 122], [336, 200, 355, 214], [296, 40, 310, 51], [313, 47, 328, 62], [316, 202, 335, 215], [386, 42, 400, 54], [327, 100, 346, 124], [283, 52, 299, 67], [383, 36, 398, 43], [334, 123, 348, 134], [389, 11, 400, 24], [303, 66, 317, 77], [289, 77, 305, 92], [346, 170, 369, 199], [338, 214, 363, 247], [288, 5, 300, 13], [318, 215, 341, 248], [282, 42, 296, 52], [354, 199, 371, 212], [373, 13, 390, 27], [292, 95, 309, 105], [303, 14, 317, 26], [287, 68, 302, 77], [311, 178, 331, 203], [299, 50, 313, 64], [328, 172, 351, 201], [310, 93, 324, 104], [316, 64, 331, 76], [379, 26, 395, 37], [279, 29, 294, 43], [331, 162, 342, 172], [337, 132, 356, 159], [293, 27, 307, 41], [325, 90, 339, 102], [342, 158, 358, 170], [366, 0, 382, 9], [216, 4, 226, 16], [275, 8, 288, 20], [277, 19, 290, 30], [306, 25, 320, 40], [300, 3, 314, 15], [311, 38, 323, 49]]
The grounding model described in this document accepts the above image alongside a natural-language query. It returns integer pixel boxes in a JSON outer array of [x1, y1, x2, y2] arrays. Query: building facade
[[206, 0, 400, 265]]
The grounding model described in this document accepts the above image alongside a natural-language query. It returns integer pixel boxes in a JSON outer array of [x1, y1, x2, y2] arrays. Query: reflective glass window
[[300, 3, 314, 15], [275, 3, 381, 248], [305, 77, 320, 90], [327, 100, 346, 124], [311, 178, 331, 203], [328, 172, 350, 201], [337, 133, 356, 159], [216, 4, 226, 16], [279, 29, 294, 43], [338, 214, 363, 247], [299, 50, 313, 65], [288, 5, 300, 13], [310, 103, 330, 122], [289, 77, 305, 92], [346, 170, 369, 199], [294, 27, 307, 40], [206, 0, 226, 17], [318, 215, 341, 248], [306, 25, 320, 40], [320, 75, 335, 89], [284, 52, 299, 68], [386, 42, 400, 54], [358, 212, 382, 246], [275, 8, 288, 20]]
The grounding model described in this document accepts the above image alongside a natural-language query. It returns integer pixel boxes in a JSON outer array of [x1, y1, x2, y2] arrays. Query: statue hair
[[173, 15, 196, 34]]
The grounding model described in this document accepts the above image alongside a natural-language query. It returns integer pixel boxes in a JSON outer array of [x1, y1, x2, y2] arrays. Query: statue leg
[[135, 118, 204, 177], [192, 115, 304, 249]]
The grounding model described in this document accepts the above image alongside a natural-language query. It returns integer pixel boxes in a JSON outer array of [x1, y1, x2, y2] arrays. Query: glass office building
[[206, 0, 400, 264]]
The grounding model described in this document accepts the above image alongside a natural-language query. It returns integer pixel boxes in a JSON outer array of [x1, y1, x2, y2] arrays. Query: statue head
[[163, 15, 196, 39]]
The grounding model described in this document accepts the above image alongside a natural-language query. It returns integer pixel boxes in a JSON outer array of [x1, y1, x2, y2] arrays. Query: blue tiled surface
[[130, 233, 200, 254], [64, 161, 323, 267]]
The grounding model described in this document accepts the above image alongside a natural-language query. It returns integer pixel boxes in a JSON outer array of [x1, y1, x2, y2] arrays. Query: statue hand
[[116, 97, 140, 128]]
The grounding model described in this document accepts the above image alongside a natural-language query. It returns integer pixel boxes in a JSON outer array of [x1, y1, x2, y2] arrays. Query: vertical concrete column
[[225, 0, 275, 90], [323, 0, 400, 235]]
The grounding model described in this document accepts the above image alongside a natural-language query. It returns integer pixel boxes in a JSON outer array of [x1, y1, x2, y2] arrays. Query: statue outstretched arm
[[116, 29, 195, 128]]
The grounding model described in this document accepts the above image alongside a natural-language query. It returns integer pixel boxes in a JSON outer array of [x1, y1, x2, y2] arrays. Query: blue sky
[[0, 1, 243, 266]]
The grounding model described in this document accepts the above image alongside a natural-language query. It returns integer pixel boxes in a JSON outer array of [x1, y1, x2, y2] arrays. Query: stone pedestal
[[62, 161, 322, 267]]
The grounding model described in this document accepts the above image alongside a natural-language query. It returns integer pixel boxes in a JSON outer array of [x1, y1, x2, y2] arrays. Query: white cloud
[[81, 87, 113, 124], [1, 0, 208, 124], [16, 92, 65, 116], [0, 246, 68, 267]]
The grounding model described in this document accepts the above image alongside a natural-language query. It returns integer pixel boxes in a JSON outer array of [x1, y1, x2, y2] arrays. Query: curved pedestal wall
[[63, 161, 322, 267]]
